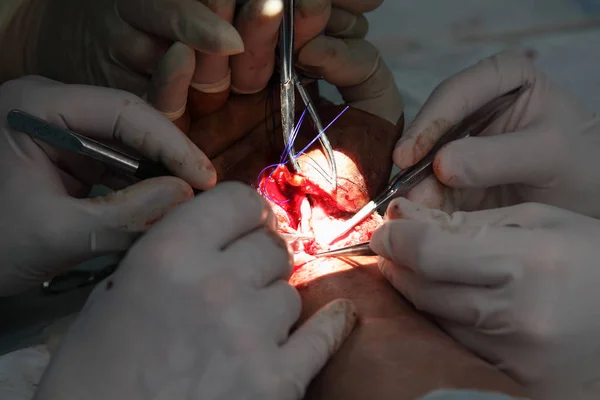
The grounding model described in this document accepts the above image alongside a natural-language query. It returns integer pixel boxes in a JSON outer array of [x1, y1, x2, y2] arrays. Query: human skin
[[187, 87, 528, 399]]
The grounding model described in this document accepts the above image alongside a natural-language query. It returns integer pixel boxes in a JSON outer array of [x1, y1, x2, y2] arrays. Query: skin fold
[[186, 86, 527, 399]]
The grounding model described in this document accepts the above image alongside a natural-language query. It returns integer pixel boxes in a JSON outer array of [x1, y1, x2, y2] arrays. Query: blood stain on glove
[[524, 48, 538, 60], [396, 118, 452, 168]]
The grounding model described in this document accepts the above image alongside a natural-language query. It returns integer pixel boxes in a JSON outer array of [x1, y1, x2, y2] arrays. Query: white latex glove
[[0, 0, 244, 92], [227, 0, 383, 95], [371, 197, 600, 400], [0, 75, 217, 296], [35, 182, 357, 400], [393, 51, 600, 217], [1, 0, 382, 98], [151, 32, 403, 134], [188, 0, 388, 109], [299, 34, 403, 125]]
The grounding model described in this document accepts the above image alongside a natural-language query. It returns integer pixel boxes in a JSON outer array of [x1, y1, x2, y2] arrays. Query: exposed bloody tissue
[[259, 164, 382, 269]]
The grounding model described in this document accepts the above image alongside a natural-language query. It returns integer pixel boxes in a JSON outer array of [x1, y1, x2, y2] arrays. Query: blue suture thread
[[257, 105, 350, 206], [281, 109, 308, 164], [257, 108, 308, 205], [294, 105, 349, 158]]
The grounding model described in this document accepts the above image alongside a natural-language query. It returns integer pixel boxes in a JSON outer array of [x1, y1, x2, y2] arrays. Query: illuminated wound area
[[258, 164, 383, 270]]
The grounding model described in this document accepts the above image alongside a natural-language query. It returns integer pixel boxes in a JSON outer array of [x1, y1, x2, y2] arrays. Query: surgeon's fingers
[[223, 228, 293, 288], [298, 36, 403, 124], [387, 198, 568, 232], [387, 196, 451, 222], [147, 182, 276, 250], [280, 299, 357, 396], [377, 258, 499, 328], [84, 177, 193, 233], [117, 0, 244, 55], [112, 25, 170, 76], [294, 0, 331, 51], [188, 0, 235, 117], [403, 176, 450, 211], [433, 124, 556, 189], [326, 7, 369, 38], [370, 217, 539, 286], [231, 0, 283, 95], [260, 281, 302, 344], [193, 0, 235, 86], [394, 51, 537, 169], [44, 177, 194, 274], [440, 322, 507, 365], [298, 37, 378, 89], [331, 0, 383, 14], [19, 78, 216, 189], [146, 42, 195, 132]]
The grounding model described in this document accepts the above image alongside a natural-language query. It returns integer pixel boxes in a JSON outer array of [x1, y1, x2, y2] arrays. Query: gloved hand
[[371, 197, 600, 399], [160, 32, 403, 156], [185, 31, 403, 162], [188, 0, 390, 116], [195, 0, 383, 93], [35, 182, 357, 400], [1, 0, 383, 106], [298, 24, 403, 125], [393, 51, 600, 217], [0, 75, 216, 296], [0, 0, 244, 93]]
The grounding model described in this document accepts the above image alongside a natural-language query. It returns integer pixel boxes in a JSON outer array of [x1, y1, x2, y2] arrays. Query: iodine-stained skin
[[184, 89, 527, 399]]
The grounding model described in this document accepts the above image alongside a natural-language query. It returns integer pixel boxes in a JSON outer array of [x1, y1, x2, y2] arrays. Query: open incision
[[190, 94, 527, 399], [258, 161, 383, 268]]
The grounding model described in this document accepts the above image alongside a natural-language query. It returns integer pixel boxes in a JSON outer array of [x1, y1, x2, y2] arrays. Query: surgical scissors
[[279, 0, 337, 189], [321, 83, 532, 246]]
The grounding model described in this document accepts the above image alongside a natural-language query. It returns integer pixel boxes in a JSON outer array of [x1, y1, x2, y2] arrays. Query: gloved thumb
[[0, 177, 192, 296], [83, 177, 194, 243], [63, 177, 193, 262], [433, 125, 554, 189], [297, 36, 403, 125]]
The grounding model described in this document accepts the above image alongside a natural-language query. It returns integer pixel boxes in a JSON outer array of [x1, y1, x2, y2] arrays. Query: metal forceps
[[279, 0, 337, 189], [321, 83, 532, 246]]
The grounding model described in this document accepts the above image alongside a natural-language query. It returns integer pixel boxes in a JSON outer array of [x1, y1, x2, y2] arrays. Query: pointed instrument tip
[[313, 242, 375, 258]]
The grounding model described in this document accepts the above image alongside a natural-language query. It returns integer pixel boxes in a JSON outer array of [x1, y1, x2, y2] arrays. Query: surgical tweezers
[[279, 0, 337, 189], [320, 83, 532, 247], [314, 242, 376, 258]]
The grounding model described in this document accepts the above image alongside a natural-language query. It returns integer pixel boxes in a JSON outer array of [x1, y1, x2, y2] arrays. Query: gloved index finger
[[144, 182, 275, 251], [394, 51, 537, 169], [370, 217, 537, 287], [280, 299, 357, 397], [118, 0, 244, 55], [47, 84, 216, 189]]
